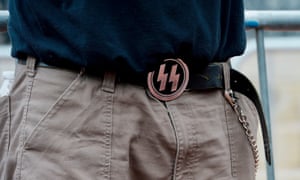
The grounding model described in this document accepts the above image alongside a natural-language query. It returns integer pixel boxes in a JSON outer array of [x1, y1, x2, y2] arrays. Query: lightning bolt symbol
[[157, 64, 168, 91], [169, 64, 180, 92]]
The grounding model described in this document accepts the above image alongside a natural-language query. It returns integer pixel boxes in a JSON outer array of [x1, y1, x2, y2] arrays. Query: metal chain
[[224, 90, 260, 170]]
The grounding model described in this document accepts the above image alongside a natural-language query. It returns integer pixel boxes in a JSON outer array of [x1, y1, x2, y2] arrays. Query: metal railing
[[1, 10, 300, 180], [245, 10, 300, 180]]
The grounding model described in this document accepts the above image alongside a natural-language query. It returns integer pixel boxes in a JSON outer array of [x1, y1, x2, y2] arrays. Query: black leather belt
[[18, 57, 271, 165]]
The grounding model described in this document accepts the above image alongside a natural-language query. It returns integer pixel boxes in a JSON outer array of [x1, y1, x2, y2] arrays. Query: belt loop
[[222, 60, 231, 90], [223, 60, 236, 106], [102, 72, 116, 93], [26, 56, 37, 77]]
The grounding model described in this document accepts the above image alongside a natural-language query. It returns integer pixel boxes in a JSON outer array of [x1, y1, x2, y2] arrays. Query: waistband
[[17, 58, 225, 90]]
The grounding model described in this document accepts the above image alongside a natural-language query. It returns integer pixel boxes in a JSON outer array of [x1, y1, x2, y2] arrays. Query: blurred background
[[0, 0, 299, 179], [234, 1, 300, 180]]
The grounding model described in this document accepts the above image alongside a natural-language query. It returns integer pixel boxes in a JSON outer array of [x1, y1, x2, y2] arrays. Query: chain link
[[225, 90, 260, 170]]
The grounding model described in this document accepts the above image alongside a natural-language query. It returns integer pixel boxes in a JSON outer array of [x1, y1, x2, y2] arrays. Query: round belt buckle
[[147, 58, 189, 101]]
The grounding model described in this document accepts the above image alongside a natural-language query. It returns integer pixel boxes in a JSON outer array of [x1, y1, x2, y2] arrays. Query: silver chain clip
[[224, 89, 260, 170]]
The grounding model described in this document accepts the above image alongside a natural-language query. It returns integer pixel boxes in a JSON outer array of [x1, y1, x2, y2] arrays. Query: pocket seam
[[22, 73, 83, 149]]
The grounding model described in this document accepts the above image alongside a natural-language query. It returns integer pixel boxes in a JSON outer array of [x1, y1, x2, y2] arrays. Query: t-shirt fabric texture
[[8, 0, 246, 73]]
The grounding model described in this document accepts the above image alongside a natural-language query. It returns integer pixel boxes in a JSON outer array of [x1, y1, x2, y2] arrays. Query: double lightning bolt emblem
[[157, 64, 180, 92], [147, 58, 189, 101]]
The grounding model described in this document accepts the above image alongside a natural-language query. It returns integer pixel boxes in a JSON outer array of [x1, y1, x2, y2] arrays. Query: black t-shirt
[[8, 0, 246, 73]]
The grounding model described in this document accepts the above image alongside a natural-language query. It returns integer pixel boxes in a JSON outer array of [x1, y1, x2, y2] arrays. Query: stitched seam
[[173, 110, 185, 180], [15, 75, 35, 180], [7, 97, 11, 154], [99, 92, 113, 180], [223, 95, 238, 177], [167, 105, 185, 180], [165, 103, 179, 180], [6, 97, 11, 155], [0, 97, 10, 157], [185, 118, 198, 180]]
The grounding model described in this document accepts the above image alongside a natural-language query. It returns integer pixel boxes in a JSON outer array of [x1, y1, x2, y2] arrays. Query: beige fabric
[[0, 58, 258, 180]]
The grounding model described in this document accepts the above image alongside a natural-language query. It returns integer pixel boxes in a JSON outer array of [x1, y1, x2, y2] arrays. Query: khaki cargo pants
[[0, 58, 258, 180]]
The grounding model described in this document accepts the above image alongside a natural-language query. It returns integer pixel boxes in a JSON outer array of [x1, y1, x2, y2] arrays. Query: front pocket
[[22, 71, 83, 148], [0, 96, 10, 163], [19, 74, 115, 179]]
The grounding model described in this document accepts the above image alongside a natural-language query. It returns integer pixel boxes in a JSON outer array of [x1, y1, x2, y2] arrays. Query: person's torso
[[8, 0, 246, 73]]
